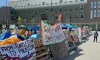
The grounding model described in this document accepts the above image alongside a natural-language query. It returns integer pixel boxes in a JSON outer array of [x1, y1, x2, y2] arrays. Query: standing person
[[28, 29, 32, 36], [25, 29, 29, 39], [20, 28, 26, 35], [94, 31, 99, 42]]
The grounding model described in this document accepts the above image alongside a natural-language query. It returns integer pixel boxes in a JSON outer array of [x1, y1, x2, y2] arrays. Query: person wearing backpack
[[94, 31, 99, 42]]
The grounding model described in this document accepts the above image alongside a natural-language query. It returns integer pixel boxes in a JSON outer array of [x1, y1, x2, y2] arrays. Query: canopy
[[0, 31, 12, 41], [66, 24, 77, 28]]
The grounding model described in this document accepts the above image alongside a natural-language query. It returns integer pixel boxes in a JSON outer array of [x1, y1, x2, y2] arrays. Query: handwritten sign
[[0, 40, 36, 60], [41, 21, 65, 45]]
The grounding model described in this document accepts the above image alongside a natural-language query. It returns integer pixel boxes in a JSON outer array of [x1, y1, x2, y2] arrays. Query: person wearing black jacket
[[94, 31, 99, 42]]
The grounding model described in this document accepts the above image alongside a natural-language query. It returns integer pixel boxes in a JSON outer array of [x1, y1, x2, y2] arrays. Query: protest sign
[[41, 21, 65, 45], [9, 24, 16, 29], [0, 40, 36, 60]]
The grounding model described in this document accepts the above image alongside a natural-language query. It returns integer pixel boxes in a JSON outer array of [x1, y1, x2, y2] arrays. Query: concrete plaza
[[63, 31, 100, 60]]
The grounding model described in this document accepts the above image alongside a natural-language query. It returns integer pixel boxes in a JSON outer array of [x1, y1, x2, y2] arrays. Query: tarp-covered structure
[[66, 24, 77, 28], [0, 31, 12, 41]]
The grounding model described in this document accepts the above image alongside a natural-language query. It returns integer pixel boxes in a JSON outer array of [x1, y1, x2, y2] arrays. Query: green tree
[[18, 17, 22, 24]]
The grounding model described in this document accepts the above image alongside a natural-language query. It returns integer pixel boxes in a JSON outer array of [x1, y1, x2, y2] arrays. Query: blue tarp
[[29, 34, 40, 39], [17, 34, 25, 41], [32, 26, 40, 31], [66, 24, 77, 28], [26, 25, 32, 30], [0, 31, 12, 41], [61, 24, 67, 29]]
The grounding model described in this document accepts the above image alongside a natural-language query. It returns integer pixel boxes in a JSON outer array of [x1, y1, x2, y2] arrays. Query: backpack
[[94, 32, 98, 37]]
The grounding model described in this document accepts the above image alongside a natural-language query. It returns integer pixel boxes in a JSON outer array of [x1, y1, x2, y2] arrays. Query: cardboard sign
[[9, 24, 16, 29], [0, 40, 36, 60], [41, 21, 65, 45]]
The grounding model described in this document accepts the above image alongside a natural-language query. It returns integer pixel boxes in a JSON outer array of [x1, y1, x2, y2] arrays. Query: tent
[[61, 24, 67, 29], [19, 25, 26, 28], [66, 24, 77, 28], [26, 25, 32, 30], [29, 34, 40, 40], [32, 26, 40, 31], [0, 31, 12, 41]]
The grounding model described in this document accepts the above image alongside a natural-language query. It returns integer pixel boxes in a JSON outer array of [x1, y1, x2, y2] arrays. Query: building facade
[[0, 7, 16, 24], [8, 0, 100, 27]]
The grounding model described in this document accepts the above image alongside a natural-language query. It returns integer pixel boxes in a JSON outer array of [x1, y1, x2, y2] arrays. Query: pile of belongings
[[0, 31, 25, 46], [0, 37, 21, 46]]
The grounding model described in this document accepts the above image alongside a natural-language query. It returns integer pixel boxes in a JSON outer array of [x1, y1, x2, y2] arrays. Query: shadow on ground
[[62, 48, 84, 60], [78, 34, 93, 45], [62, 34, 92, 60]]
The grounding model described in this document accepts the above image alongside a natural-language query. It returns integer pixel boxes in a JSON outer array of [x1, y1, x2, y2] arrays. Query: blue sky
[[0, 0, 17, 7], [0, 0, 9, 6]]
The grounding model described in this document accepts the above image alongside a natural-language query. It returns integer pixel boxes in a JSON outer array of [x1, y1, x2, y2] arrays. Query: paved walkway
[[63, 31, 100, 60]]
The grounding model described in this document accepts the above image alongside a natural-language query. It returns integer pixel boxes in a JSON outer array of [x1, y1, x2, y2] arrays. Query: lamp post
[[96, 21, 98, 31], [69, 9, 72, 24], [50, 0, 53, 24], [6, 0, 9, 29]]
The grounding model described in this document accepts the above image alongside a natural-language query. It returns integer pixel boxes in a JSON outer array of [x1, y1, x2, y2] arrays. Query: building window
[[51, 3, 53, 5], [35, 12, 37, 15], [80, 6, 84, 10], [34, 5, 37, 6], [65, 10, 67, 11], [98, 1, 100, 8], [80, 0, 84, 1], [64, 1, 67, 3], [46, 3, 49, 5], [75, 9, 78, 10], [42, 2, 45, 5], [27, 4, 30, 6], [55, 2, 57, 4], [69, 1, 73, 3], [75, 17, 78, 18], [21, 6, 23, 7], [75, 0, 78, 2], [97, 10, 100, 17], [31, 5, 33, 6], [94, 10, 96, 17], [59, 0, 63, 3], [91, 2, 93, 8], [90, 10, 93, 19], [46, 9, 49, 11], [80, 14, 84, 18], [94, 2, 97, 8], [38, 4, 41, 6], [55, 10, 57, 12], [51, 8, 53, 12], [60, 8, 62, 11], [15, 5, 17, 7], [28, 10, 30, 13], [55, 16, 58, 19]]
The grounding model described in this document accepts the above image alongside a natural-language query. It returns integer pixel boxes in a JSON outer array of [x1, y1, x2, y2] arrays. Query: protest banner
[[41, 21, 65, 45], [0, 40, 36, 60]]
